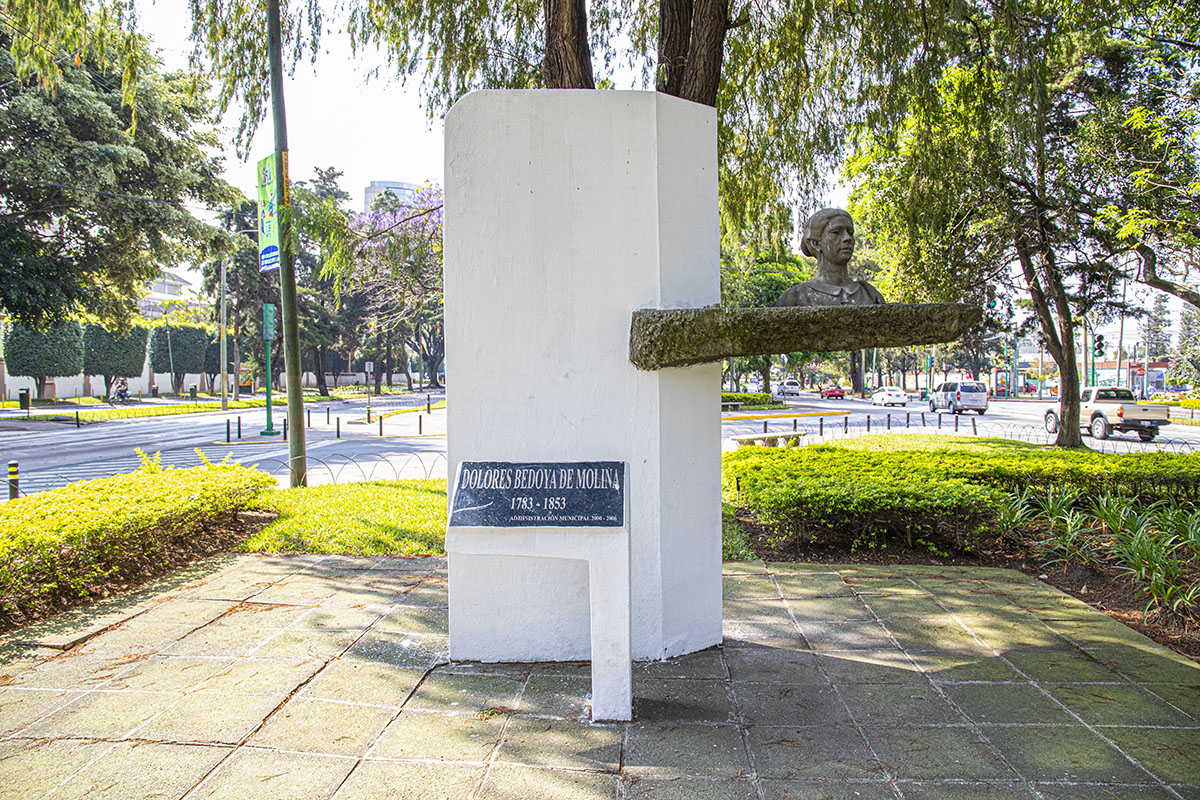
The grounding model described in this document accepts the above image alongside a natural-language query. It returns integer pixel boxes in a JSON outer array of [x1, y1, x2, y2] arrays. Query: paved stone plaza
[[0, 555, 1197, 799]]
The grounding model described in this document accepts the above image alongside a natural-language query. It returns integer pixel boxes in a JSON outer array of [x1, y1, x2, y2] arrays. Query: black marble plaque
[[450, 461, 626, 528]]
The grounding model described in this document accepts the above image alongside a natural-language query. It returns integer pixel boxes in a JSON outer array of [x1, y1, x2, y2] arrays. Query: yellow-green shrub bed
[[0, 463, 275, 627]]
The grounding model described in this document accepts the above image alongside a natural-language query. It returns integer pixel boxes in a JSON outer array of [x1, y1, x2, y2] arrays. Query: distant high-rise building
[[364, 180, 419, 211]]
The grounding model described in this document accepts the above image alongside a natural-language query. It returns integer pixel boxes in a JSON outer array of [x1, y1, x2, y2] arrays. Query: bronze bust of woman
[[777, 208, 885, 307]]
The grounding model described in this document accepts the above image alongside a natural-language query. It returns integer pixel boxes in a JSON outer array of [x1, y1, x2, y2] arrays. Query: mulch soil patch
[[740, 512, 1200, 662]]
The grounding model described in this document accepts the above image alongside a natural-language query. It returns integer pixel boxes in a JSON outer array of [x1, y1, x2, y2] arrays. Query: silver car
[[929, 381, 989, 415]]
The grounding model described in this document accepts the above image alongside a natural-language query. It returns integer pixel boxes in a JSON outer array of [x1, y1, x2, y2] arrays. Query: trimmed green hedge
[[0, 463, 275, 625], [723, 391, 772, 406], [724, 437, 1200, 550]]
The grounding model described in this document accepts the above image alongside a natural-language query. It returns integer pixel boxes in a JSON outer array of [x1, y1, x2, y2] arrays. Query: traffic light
[[1093, 334, 1105, 358]]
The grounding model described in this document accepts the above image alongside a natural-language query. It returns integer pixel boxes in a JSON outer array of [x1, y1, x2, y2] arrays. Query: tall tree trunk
[[657, 0, 693, 95], [233, 339, 242, 399], [542, 0, 594, 89], [679, 0, 730, 106], [312, 346, 328, 396], [385, 339, 393, 388], [374, 331, 384, 395]]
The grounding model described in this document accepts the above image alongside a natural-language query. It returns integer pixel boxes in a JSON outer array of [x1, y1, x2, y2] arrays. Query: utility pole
[[219, 259, 228, 411], [268, 0, 306, 486]]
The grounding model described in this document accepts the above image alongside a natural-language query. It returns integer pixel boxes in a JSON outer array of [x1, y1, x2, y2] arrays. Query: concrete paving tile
[[862, 726, 1017, 781], [837, 684, 968, 726], [773, 573, 854, 598], [725, 649, 826, 685], [251, 628, 361, 660], [959, 621, 1071, 652], [786, 596, 875, 621], [982, 724, 1156, 784], [723, 575, 779, 600], [880, 618, 979, 652], [734, 683, 849, 727], [21, 689, 182, 739], [188, 747, 354, 800], [250, 578, 343, 605], [1, 652, 128, 689], [1003, 647, 1132, 683], [1033, 783, 1179, 799], [796, 622, 897, 652], [400, 576, 449, 606], [406, 672, 523, 713], [724, 560, 768, 575], [632, 678, 734, 723], [195, 657, 324, 696], [757, 777, 898, 799], [300, 660, 425, 706], [134, 691, 283, 744], [939, 683, 1077, 725], [517, 675, 591, 719], [495, 716, 621, 770], [0, 687, 81, 735], [746, 723, 882, 779], [251, 696, 396, 756], [358, 556, 446, 572], [636, 647, 726, 679], [215, 601, 318, 629], [130, 598, 240, 626], [1042, 617, 1163, 649], [723, 620, 808, 650], [369, 709, 505, 762], [186, 574, 278, 602], [724, 598, 794, 623], [1144, 683, 1200, 720], [814, 651, 925, 685], [625, 721, 749, 778], [624, 776, 758, 799], [375, 605, 450, 635], [897, 781, 1037, 798], [72, 622, 195, 655], [913, 652, 1033, 683], [854, 597, 949, 620], [476, 764, 618, 800], [51, 740, 230, 800], [1102, 726, 1200, 786], [0, 737, 110, 800], [343, 632, 448, 667], [1046, 683, 1198, 727], [335, 760, 482, 800], [762, 562, 836, 574], [1085, 647, 1200, 687], [104, 656, 237, 693], [161, 622, 275, 657]]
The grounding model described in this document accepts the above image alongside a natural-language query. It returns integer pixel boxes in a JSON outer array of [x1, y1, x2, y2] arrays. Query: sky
[[136, 4, 446, 215]]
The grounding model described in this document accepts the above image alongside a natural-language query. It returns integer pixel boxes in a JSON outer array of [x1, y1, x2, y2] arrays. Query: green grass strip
[[13, 395, 338, 422], [244, 479, 448, 555]]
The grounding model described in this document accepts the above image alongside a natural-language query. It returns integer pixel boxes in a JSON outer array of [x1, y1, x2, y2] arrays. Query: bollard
[[844, 416, 849, 433], [337, 418, 341, 438], [7, 461, 17, 500], [75, 411, 80, 428], [238, 416, 242, 439], [972, 417, 978, 435], [866, 416, 871, 432], [819, 417, 824, 436], [955, 414, 959, 432], [326, 407, 331, 424], [938, 414, 942, 430], [427, 394, 431, 414], [283, 417, 288, 440], [367, 406, 371, 424], [886, 414, 891, 431], [763, 420, 768, 434], [793, 418, 797, 431], [307, 409, 311, 428], [226, 419, 231, 443], [139, 389, 142, 401], [921, 412, 926, 427], [379, 417, 384, 437]]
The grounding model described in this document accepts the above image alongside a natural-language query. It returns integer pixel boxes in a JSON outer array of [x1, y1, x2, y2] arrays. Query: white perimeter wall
[[444, 90, 722, 661]]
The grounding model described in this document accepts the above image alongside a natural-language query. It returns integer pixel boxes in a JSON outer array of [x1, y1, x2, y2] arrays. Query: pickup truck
[[1044, 387, 1171, 442]]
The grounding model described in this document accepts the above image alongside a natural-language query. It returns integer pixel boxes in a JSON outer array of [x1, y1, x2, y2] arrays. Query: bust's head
[[801, 208, 855, 272]]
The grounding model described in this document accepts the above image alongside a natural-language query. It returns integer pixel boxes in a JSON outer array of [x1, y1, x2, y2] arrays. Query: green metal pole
[[261, 303, 279, 436], [268, 0, 306, 485]]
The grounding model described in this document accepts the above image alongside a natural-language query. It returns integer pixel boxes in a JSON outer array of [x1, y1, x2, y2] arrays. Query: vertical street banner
[[257, 154, 281, 272]]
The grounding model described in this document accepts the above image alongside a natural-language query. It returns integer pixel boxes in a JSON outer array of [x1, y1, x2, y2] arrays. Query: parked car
[[871, 386, 908, 406], [820, 385, 845, 399], [779, 379, 802, 397], [1044, 386, 1171, 441], [929, 381, 989, 415]]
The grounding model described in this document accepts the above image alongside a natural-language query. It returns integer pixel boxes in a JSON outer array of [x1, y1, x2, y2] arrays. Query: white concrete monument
[[444, 90, 722, 663]]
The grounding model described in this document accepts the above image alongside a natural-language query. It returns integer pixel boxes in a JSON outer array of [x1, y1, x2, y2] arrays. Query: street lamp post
[[219, 259, 228, 411]]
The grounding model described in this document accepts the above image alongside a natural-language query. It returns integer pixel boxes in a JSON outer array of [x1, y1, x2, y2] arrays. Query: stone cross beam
[[629, 303, 982, 371]]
